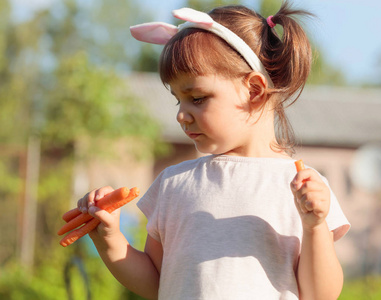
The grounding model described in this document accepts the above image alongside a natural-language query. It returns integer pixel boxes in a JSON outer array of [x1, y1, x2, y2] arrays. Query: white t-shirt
[[137, 155, 350, 300]]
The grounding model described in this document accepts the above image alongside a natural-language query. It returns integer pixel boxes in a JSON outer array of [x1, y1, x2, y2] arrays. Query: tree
[[44, 0, 155, 72], [0, 0, 162, 272], [186, 0, 242, 11], [131, 43, 161, 73], [1, 1, 164, 298]]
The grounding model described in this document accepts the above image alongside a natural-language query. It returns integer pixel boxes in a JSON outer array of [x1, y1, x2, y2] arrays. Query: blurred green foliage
[[0, 0, 352, 298], [0, 249, 144, 299], [187, 0, 242, 11], [339, 276, 381, 300], [0, 0, 162, 299], [42, 51, 163, 155]]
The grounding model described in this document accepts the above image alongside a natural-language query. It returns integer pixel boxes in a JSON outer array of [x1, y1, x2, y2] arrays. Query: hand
[[77, 186, 121, 239], [290, 169, 330, 230]]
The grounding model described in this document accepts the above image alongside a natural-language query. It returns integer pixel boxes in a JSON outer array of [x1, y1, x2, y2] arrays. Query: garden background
[[1, 0, 381, 299]]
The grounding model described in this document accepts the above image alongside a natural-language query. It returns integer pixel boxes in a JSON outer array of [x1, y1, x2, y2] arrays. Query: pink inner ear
[[130, 22, 178, 45], [173, 8, 214, 27]]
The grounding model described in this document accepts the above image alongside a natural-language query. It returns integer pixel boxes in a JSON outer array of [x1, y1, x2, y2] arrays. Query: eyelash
[[193, 97, 205, 105], [175, 97, 206, 106]]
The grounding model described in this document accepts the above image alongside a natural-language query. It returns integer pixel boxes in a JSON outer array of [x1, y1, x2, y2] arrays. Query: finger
[[294, 195, 310, 214], [77, 189, 98, 213], [93, 186, 115, 205], [291, 172, 307, 191], [295, 199, 310, 214], [299, 191, 327, 215], [86, 189, 99, 209], [295, 180, 325, 199], [294, 195, 305, 214], [89, 206, 118, 228], [77, 192, 91, 213], [303, 195, 315, 212], [292, 169, 324, 190], [290, 181, 301, 195]]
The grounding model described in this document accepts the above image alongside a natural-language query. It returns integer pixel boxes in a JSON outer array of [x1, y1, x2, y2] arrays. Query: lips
[[188, 133, 201, 139], [184, 131, 201, 139]]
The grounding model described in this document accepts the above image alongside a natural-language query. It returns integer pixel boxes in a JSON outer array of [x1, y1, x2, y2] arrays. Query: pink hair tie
[[266, 15, 276, 28]]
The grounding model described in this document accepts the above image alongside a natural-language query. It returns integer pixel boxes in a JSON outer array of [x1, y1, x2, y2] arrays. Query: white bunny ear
[[130, 22, 179, 45], [130, 8, 213, 45], [172, 8, 214, 27]]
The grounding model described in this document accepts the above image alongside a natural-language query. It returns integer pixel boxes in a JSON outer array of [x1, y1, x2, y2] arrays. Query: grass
[[339, 276, 381, 300]]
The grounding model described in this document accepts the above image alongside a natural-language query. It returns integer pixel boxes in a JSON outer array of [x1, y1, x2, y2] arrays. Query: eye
[[193, 97, 206, 105]]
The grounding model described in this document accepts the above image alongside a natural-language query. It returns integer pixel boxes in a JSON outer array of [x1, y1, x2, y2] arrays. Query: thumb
[[290, 181, 297, 195], [290, 176, 304, 194], [89, 206, 116, 227]]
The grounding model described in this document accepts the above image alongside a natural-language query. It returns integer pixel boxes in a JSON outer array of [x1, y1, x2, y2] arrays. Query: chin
[[194, 144, 212, 155], [194, 144, 227, 156]]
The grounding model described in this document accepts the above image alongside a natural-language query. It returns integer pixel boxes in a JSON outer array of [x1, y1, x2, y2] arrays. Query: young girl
[[78, 2, 350, 299]]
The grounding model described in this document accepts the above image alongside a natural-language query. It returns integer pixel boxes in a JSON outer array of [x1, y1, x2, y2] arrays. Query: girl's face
[[169, 74, 257, 156]]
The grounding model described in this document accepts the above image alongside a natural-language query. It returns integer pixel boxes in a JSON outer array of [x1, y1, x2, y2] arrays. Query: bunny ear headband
[[130, 8, 274, 87]]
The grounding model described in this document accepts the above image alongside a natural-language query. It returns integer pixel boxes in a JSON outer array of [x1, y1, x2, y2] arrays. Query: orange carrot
[[62, 208, 81, 222], [57, 213, 93, 235], [59, 187, 140, 247], [60, 218, 101, 247], [98, 187, 139, 211], [57, 187, 131, 236], [61, 187, 131, 223], [294, 159, 305, 172]]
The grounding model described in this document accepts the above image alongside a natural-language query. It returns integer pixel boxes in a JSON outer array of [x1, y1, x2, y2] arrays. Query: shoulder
[[160, 155, 213, 178]]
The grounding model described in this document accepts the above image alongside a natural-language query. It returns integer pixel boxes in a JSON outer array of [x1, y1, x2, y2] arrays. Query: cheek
[[197, 108, 224, 130]]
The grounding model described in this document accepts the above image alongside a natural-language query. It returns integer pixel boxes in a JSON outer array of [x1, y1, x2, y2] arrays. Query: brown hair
[[159, 1, 313, 155]]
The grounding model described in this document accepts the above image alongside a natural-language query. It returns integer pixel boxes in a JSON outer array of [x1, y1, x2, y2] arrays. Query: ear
[[244, 72, 268, 106]]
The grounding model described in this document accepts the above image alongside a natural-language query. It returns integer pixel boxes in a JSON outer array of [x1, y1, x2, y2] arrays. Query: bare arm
[[91, 228, 162, 300], [297, 222, 343, 300], [78, 187, 163, 300], [291, 169, 343, 300]]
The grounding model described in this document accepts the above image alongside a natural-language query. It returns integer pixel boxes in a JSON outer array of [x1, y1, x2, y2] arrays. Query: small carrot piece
[[294, 159, 305, 172], [62, 208, 81, 222], [59, 187, 140, 247]]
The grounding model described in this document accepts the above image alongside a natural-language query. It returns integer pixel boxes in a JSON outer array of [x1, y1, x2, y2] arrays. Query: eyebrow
[[170, 86, 205, 97]]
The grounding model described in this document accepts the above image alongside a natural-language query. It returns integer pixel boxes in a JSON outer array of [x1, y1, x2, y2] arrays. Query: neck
[[226, 104, 291, 159]]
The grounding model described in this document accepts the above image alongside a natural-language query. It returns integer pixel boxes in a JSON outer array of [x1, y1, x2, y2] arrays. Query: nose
[[176, 103, 193, 125]]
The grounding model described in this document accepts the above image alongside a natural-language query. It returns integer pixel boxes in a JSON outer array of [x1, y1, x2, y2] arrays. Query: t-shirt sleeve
[[136, 172, 163, 243], [323, 177, 351, 241]]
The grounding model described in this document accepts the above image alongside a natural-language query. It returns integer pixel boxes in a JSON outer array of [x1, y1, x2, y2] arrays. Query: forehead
[[169, 74, 218, 91], [169, 74, 244, 96], [159, 28, 251, 85]]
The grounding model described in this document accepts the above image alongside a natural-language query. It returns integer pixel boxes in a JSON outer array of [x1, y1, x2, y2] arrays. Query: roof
[[126, 72, 381, 148]]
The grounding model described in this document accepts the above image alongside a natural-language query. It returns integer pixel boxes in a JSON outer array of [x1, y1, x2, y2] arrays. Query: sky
[[10, 0, 381, 85]]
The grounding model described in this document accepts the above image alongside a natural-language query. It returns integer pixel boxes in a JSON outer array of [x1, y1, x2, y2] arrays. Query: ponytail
[[262, 1, 314, 101], [259, 1, 314, 154]]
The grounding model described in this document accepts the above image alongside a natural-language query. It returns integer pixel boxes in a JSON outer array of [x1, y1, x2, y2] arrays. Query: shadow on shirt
[[172, 210, 301, 296]]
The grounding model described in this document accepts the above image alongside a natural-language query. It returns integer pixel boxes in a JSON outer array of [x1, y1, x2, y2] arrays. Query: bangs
[[159, 28, 250, 85]]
